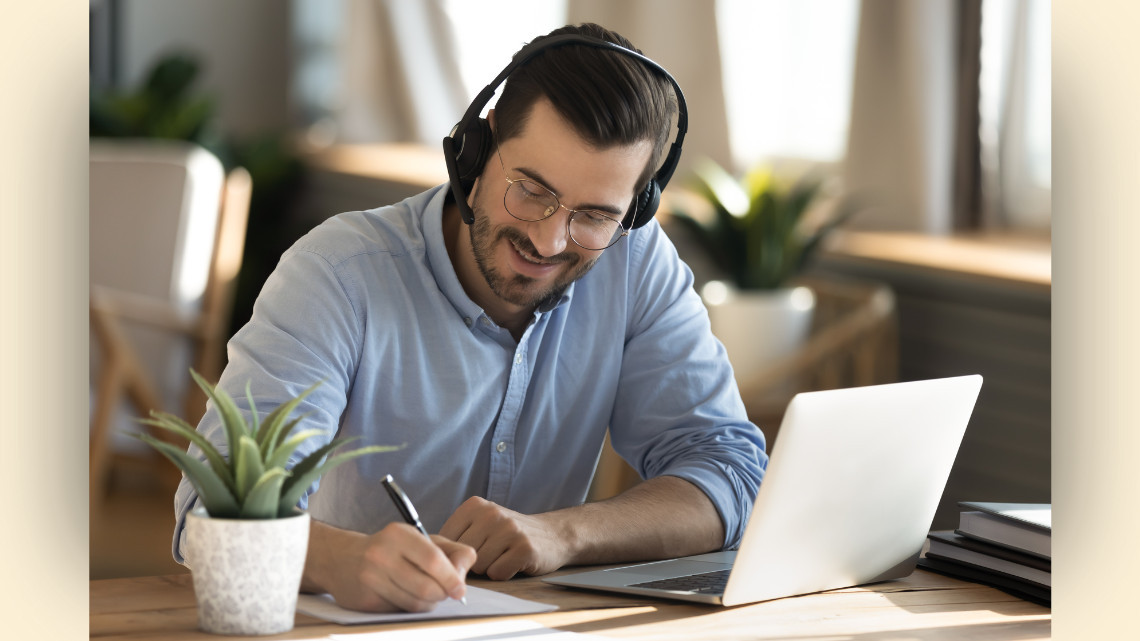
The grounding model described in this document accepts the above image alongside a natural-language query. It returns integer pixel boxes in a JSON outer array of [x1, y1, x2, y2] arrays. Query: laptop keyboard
[[628, 569, 731, 594]]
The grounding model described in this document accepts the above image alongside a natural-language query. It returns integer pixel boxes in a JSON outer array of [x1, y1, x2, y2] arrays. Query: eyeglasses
[[496, 149, 629, 251]]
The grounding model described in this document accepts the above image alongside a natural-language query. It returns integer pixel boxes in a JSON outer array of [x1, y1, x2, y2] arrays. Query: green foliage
[[671, 159, 858, 290], [90, 54, 222, 152], [133, 370, 401, 519]]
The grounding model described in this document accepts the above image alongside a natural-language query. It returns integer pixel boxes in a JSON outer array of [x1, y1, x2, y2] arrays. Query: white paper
[[329, 619, 611, 640], [296, 585, 557, 625]]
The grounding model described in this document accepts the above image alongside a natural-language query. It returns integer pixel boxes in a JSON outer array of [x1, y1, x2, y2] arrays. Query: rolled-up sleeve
[[608, 222, 768, 550]]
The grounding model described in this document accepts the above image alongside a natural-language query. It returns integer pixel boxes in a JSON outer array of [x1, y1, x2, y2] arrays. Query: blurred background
[[89, 0, 1050, 579]]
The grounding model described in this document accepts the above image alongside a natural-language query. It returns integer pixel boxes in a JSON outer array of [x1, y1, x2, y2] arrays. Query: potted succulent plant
[[671, 159, 857, 385], [134, 370, 398, 636]]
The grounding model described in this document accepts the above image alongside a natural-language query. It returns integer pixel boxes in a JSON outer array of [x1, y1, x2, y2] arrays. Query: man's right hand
[[302, 520, 476, 612]]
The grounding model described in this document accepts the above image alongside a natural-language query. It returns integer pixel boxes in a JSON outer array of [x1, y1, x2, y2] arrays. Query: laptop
[[545, 375, 982, 606]]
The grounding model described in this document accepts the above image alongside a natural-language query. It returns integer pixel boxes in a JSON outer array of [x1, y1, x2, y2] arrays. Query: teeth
[[512, 241, 546, 264]]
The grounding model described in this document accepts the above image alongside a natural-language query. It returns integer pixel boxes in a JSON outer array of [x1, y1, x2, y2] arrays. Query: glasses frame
[[495, 148, 630, 251]]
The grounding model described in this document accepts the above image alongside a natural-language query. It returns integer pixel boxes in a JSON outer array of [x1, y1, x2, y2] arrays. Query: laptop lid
[[546, 375, 982, 606]]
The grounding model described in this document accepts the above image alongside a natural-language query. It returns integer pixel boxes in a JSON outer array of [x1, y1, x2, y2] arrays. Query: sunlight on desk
[[90, 568, 1049, 640]]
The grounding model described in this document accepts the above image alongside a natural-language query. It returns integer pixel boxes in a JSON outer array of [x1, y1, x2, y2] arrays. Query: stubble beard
[[468, 201, 599, 311]]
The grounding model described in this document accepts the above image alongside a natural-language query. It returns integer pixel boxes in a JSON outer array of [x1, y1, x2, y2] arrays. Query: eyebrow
[[513, 165, 627, 217]]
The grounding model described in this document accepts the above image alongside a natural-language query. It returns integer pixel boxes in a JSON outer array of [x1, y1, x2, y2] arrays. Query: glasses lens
[[505, 180, 558, 221], [569, 211, 624, 250]]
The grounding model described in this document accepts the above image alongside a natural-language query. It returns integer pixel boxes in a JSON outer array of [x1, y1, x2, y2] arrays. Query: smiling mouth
[[509, 239, 556, 265]]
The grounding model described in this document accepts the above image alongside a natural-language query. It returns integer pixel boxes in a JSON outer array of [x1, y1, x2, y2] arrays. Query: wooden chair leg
[[91, 297, 186, 496]]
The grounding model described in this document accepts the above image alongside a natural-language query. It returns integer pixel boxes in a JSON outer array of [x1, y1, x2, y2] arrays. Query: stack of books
[[918, 501, 1051, 605]]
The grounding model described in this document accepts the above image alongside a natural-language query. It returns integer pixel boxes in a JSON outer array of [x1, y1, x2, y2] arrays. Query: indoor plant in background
[[90, 52, 306, 347], [134, 370, 399, 636], [671, 159, 857, 387]]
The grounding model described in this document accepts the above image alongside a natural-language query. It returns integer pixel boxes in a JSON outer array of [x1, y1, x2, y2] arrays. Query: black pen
[[382, 474, 467, 605]]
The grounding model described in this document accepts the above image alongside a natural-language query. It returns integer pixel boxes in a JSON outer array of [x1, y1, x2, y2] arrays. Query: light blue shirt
[[173, 184, 767, 563]]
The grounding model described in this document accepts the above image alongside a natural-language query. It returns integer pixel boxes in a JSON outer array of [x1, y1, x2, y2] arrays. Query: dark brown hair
[[492, 23, 678, 190]]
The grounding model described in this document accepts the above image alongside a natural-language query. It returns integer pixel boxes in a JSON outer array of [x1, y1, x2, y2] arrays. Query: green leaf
[[259, 413, 309, 462], [694, 158, 749, 219], [245, 381, 260, 442], [137, 412, 235, 496], [234, 435, 265, 503], [278, 435, 361, 499], [191, 370, 249, 466], [277, 444, 402, 515], [265, 428, 328, 470], [256, 380, 324, 456], [240, 468, 289, 519], [132, 433, 240, 518], [679, 156, 854, 290], [143, 54, 199, 104]]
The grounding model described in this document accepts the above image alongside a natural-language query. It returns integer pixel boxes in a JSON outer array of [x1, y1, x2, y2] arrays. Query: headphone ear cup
[[444, 117, 493, 226], [630, 180, 661, 229], [453, 117, 493, 185]]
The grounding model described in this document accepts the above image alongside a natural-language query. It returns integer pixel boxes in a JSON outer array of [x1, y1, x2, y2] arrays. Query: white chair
[[89, 139, 251, 501]]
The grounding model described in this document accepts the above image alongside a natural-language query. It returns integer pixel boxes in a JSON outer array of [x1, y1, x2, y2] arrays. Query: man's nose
[[528, 210, 570, 257]]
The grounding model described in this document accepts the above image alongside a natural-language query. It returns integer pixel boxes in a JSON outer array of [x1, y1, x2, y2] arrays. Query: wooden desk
[[91, 568, 1049, 640]]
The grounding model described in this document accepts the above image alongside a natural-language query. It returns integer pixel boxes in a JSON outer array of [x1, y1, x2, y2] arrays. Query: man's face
[[467, 98, 652, 311]]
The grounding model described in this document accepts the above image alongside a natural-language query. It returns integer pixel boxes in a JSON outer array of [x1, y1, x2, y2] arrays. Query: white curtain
[[318, 0, 1033, 235], [842, 0, 958, 232], [336, 0, 468, 143], [979, 0, 1052, 230]]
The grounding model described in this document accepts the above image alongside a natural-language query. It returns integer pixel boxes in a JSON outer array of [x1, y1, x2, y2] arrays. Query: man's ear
[[487, 109, 495, 132]]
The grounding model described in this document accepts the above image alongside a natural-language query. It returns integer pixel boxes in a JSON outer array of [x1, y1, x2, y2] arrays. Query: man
[[173, 23, 767, 613]]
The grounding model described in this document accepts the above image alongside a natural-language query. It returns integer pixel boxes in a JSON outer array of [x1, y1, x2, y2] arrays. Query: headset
[[442, 33, 688, 231]]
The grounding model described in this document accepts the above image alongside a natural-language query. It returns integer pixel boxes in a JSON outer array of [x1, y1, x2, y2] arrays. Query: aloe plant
[[671, 159, 858, 290], [133, 370, 400, 519]]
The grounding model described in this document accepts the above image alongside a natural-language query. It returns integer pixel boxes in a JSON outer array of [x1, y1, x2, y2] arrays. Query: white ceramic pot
[[701, 281, 816, 386], [185, 507, 310, 636]]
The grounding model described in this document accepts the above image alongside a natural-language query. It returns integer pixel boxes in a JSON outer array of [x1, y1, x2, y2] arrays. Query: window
[[980, 0, 1051, 229], [716, 0, 861, 170], [443, 0, 568, 105]]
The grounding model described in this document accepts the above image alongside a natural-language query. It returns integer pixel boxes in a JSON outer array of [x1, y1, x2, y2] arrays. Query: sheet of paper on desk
[[329, 619, 610, 640], [296, 586, 556, 625]]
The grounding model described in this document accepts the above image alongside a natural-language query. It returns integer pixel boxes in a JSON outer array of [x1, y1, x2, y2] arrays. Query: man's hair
[[492, 23, 678, 191]]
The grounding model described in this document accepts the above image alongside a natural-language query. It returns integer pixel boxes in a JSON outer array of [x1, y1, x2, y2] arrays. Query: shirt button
[[514, 354, 523, 365], [463, 317, 472, 327], [496, 441, 507, 453], [482, 317, 493, 327]]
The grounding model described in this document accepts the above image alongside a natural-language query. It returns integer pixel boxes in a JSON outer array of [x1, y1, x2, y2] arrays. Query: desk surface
[[90, 568, 1049, 640]]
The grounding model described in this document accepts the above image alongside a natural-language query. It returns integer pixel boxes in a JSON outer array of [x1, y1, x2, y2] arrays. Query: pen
[[382, 474, 467, 605]]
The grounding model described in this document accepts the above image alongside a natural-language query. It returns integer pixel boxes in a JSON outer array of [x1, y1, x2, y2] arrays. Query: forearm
[[301, 519, 363, 594], [554, 475, 725, 566]]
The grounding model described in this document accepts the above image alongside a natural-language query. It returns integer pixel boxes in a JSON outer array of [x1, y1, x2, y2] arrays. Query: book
[[917, 555, 1050, 606], [925, 530, 1050, 587], [956, 502, 1051, 559]]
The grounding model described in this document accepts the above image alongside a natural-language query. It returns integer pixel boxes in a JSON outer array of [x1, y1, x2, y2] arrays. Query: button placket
[[485, 342, 531, 503]]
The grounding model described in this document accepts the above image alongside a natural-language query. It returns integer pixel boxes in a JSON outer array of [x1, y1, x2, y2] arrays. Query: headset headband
[[442, 33, 688, 229]]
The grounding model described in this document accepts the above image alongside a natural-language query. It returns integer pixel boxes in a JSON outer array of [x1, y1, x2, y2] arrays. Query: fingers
[[484, 547, 532, 581], [441, 497, 505, 574], [438, 495, 490, 542], [433, 535, 478, 575], [431, 535, 476, 601], [438, 497, 540, 580], [354, 523, 469, 611]]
